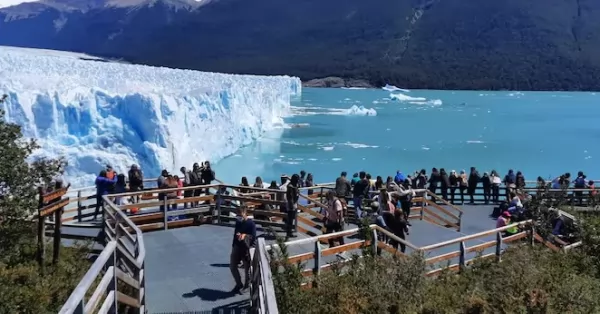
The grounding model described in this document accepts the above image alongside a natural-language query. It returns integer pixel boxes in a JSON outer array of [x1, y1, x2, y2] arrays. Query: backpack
[[130, 170, 142, 184], [189, 171, 201, 185], [575, 177, 586, 188]]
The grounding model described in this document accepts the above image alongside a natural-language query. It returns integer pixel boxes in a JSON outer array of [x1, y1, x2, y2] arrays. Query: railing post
[[313, 240, 321, 277], [111, 244, 118, 314], [101, 197, 106, 243], [163, 198, 168, 230], [77, 190, 82, 223], [371, 228, 378, 256], [214, 188, 222, 224], [420, 192, 425, 221], [139, 260, 146, 314], [319, 187, 324, 204], [495, 232, 503, 262], [457, 212, 463, 232], [459, 241, 466, 272], [529, 224, 535, 246]]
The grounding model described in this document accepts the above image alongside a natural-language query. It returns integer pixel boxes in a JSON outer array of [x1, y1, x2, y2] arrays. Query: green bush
[[0, 95, 91, 313], [269, 196, 600, 313]]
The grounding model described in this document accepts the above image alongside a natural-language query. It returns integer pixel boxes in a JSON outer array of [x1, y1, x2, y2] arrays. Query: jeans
[[286, 209, 296, 237], [492, 185, 500, 203], [230, 245, 250, 287], [375, 215, 388, 256], [353, 197, 364, 220], [483, 186, 491, 204]]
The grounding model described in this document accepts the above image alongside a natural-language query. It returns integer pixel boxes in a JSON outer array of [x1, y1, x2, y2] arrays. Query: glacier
[[0, 46, 301, 187]]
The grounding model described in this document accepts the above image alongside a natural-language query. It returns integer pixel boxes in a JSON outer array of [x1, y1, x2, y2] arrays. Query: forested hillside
[[1, 0, 600, 90]]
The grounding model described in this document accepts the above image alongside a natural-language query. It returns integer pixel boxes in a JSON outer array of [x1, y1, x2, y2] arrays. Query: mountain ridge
[[1, 0, 600, 91]]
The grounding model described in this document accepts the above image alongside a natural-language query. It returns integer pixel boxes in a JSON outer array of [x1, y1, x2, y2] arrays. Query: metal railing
[[250, 238, 279, 314], [59, 196, 146, 314]]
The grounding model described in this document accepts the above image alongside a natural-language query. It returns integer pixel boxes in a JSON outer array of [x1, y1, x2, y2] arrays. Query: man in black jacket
[[468, 167, 481, 204], [230, 207, 256, 292], [201, 161, 216, 195], [352, 171, 370, 221]]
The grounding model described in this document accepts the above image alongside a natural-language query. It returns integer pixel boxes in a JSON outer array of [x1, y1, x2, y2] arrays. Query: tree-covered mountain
[[1, 0, 600, 90]]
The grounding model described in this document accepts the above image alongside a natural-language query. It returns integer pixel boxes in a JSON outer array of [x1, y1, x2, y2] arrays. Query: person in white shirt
[[491, 170, 502, 203]]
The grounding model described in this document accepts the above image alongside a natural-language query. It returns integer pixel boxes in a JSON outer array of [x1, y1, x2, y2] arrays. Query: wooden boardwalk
[[56, 180, 588, 314]]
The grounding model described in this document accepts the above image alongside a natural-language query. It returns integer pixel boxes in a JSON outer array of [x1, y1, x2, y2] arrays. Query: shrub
[[269, 194, 600, 313], [0, 95, 91, 313]]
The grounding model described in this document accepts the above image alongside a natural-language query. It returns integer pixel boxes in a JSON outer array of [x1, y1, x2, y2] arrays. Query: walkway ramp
[[144, 225, 252, 313]]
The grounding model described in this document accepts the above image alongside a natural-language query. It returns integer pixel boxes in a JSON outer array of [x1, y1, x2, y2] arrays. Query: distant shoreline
[[301, 77, 600, 92], [302, 77, 375, 89]]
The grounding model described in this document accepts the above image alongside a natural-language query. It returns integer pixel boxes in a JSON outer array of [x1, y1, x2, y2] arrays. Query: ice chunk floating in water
[[390, 93, 426, 102], [382, 84, 410, 93], [0, 46, 301, 187], [344, 105, 377, 116]]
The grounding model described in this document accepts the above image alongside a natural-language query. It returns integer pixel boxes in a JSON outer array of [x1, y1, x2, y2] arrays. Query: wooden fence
[[269, 219, 583, 291]]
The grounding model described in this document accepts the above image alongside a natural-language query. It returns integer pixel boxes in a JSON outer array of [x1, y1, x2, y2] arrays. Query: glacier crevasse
[[0, 46, 301, 187]]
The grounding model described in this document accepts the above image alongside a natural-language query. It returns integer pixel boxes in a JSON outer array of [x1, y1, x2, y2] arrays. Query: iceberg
[[344, 105, 377, 116], [382, 84, 410, 93], [0, 46, 301, 187], [389, 92, 426, 102]]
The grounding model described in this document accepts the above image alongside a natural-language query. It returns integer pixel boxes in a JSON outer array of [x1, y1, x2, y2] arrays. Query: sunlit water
[[214, 88, 600, 185]]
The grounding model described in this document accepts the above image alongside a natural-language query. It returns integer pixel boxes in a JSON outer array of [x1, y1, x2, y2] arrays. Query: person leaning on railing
[[128, 164, 144, 204]]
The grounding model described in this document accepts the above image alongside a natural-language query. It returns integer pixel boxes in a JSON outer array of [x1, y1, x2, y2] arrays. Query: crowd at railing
[[56, 165, 594, 314]]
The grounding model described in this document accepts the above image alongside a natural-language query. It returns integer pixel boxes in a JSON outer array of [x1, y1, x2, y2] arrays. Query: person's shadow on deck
[[182, 288, 237, 301]]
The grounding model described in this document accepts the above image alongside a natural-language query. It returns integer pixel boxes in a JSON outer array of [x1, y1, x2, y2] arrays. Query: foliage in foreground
[[270, 208, 600, 313], [272, 245, 600, 313], [0, 96, 90, 313]]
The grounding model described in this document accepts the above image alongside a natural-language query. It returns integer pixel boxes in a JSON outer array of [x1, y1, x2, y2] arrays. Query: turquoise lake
[[214, 88, 600, 185]]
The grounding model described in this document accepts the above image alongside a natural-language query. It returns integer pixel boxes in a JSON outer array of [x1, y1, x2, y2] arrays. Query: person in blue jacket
[[94, 169, 117, 220]]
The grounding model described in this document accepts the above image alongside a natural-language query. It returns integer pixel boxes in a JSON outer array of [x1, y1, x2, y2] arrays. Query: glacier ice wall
[[0, 46, 301, 187]]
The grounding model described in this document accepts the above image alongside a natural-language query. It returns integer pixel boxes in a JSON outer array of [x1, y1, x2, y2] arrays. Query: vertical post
[[163, 198, 169, 230], [139, 261, 146, 314], [371, 228, 378, 256], [529, 224, 535, 246], [495, 232, 503, 262], [320, 187, 324, 204], [77, 190, 82, 223], [101, 196, 106, 233], [215, 188, 222, 224], [420, 192, 425, 221], [37, 187, 46, 273], [458, 241, 466, 272], [457, 212, 463, 232], [107, 243, 118, 314], [313, 240, 322, 276], [52, 203, 63, 264]]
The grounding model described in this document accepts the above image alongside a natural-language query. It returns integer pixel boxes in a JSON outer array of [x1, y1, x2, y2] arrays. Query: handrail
[[251, 238, 279, 314], [59, 241, 118, 314], [426, 190, 464, 214], [59, 195, 146, 313], [420, 220, 533, 251]]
